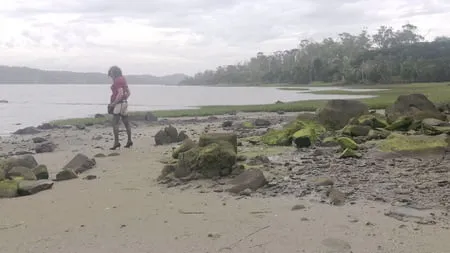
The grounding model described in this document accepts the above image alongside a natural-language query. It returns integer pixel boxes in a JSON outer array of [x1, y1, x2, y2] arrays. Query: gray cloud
[[0, 0, 449, 75]]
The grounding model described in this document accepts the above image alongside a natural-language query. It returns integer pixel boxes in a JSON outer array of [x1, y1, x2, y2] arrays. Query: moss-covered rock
[[241, 121, 255, 129], [367, 129, 391, 140], [337, 137, 358, 150], [353, 113, 388, 129], [7, 166, 37, 180], [199, 133, 237, 153], [172, 138, 196, 159], [1, 155, 38, 173], [176, 147, 200, 178], [197, 141, 237, 178], [339, 148, 362, 159], [342, 125, 371, 137], [317, 100, 369, 130], [0, 180, 19, 198], [321, 136, 339, 147], [32, 165, 49, 180], [377, 133, 450, 152], [386, 116, 413, 131], [421, 118, 450, 135], [385, 93, 446, 123], [262, 120, 325, 147], [292, 121, 326, 148], [261, 129, 292, 146]]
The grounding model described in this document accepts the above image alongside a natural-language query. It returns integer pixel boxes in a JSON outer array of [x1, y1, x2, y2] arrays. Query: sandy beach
[[1, 112, 449, 253]]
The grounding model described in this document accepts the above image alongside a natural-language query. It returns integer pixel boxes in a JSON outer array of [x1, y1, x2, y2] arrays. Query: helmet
[[107, 66, 122, 78]]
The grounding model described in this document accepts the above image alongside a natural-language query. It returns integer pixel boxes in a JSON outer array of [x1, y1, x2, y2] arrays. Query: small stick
[[219, 225, 271, 251]]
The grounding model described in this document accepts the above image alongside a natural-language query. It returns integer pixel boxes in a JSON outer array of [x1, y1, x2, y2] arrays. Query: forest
[[180, 24, 450, 86]]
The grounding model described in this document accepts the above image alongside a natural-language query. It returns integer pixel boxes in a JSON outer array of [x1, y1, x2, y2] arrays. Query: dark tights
[[112, 114, 132, 145]]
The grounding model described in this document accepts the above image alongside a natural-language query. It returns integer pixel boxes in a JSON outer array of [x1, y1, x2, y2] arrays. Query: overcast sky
[[0, 0, 449, 76]]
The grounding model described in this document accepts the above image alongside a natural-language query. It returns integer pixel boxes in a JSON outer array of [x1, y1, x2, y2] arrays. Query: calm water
[[0, 84, 376, 135]]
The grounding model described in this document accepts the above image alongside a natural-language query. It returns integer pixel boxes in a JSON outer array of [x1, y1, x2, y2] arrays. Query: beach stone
[[172, 138, 196, 159], [291, 204, 306, 211], [198, 133, 238, 153], [227, 168, 267, 194], [32, 137, 47, 144], [313, 177, 334, 186], [328, 188, 346, 206], [247, 155, 270, 166], [154, 125, 178, 145], [32, 165, 49, 180], [94, 153, 106, 158], [7, 166, 37, 180], [1, 155, 38, 172], [144, 112, 158, 122], [157, 164, 176, 181], [55, 169, 78, 181], [222, 121, 233, 128], [386, 93, 446, 123], [177, 131, 189, 142], [62, 153, 96, 174], [342, 125, 371, 137], [17, 180, 54, 196], [35, 141, 56, 153], [13, 126, 41, 135], [0, 180, 18, 198], [0, 99, 8, 103], [317, 100, 369, 130], [254, 119, 271, 127]]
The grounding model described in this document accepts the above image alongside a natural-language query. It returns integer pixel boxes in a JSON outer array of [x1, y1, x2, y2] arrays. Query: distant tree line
[[180, 24, 450, 85]]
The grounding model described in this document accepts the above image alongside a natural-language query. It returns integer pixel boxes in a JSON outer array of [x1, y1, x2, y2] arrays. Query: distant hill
[[0, 66, 189, 85]]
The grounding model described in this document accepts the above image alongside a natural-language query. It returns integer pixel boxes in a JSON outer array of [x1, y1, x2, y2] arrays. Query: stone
[[222, 121, 233, 128], [62, 153, 96, 174], [35, 141, 57, 153], [196, 142, 237, 178], [32, 137, 47, 144], [353, 113, 388, 128], [0, 155, 38, 172], [199, 133, 238, 153], [339, 148, 362, 159], [254, 119, 271, 127], [291, 204, 306, 211], [421, 118, 450, 135], [154, 125, 179, 145], [262, 120, 323, 146], [83, 175, 97, 180], [177, 131, 189, 142], [292, 122, 325, 148], [13, 126, 41, 135], [17, 180, 54, 196], [317, 100, 369, 130], [94, 113, 105, 118], [337, 137, 358, 150], [108, 152, 120, 157], [144, 112, 158, 122], [94, 153, 106, 158], [55, 169, 78, 181], [327, 188, 346, 206], [32, 164, 49, 180], [313, 177, 334, 186], [227, 168, 267, 194], [367, 129, 391, 140], [0, 99, 8, 103], [342, 125, 371, 137], [157, 165, 176, 181], [385, 93, 446, 123], [247, 155, 270, 166], [385, 116, 413, 131], [7, 166, 37, 180], [0, 180, 18, 198], [173, 139, 196, 159]]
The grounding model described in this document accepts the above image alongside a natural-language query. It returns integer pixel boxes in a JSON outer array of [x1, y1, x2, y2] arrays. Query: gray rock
[[0, 180, 18, 198], [291, 204, 306, 211], [13, 126, 41, 135], [7, 166, 37, 180], [55, 169, 78, 181], [317, 100, 369, 130], [32, 137, 47, 144], [155, 125, 179, 145], [144, 112, 158, 122], [35, 141, 56, 153], [227, 168, 267, 194], [2, 155, 38, 172], [32, 165, 49, 180], [177, 131, 189, 142], [222, 121, 233, 128], [17, 180, 54, 196], [62, 153, 96, 174]]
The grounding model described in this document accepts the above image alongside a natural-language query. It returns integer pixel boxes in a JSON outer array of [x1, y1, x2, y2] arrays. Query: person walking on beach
[[107, 66, 133, 150]]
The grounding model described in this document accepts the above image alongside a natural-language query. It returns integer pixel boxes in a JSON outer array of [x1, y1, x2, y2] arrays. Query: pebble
[[291, 204, 306, 211]]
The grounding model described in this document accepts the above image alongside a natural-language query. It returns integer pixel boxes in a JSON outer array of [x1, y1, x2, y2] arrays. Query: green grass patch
[[376, 133, 449, 152]]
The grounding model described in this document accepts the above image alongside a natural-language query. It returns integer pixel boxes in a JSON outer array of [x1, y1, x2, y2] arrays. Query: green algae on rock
[[292, 121, 326, 148], [337, 137, 358, 150], [0, 180, 19, 198], [386, 116, 413, 131], [199, 133, 238, 153], [342, 125, 371, 137], [353, 113, 388, 129], [172, 138, 196, 159], [376, 133, 450, 152], [339, 148, 362, 159], [262, 120, 325, 147]]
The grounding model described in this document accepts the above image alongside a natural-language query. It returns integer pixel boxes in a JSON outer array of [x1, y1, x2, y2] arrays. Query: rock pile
[[0, 153, 96, 198], [154, 125, 189, 145]]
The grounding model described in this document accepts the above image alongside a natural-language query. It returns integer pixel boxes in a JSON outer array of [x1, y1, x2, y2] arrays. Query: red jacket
[[110, 76, 130, 103]]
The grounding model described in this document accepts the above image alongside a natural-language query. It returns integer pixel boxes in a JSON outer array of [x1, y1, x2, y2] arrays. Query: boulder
[[385, 116, 413, 131], [13, 126, 41, 135], [199, 133, 238, 153], [0, 180, 18, 198], [352, 113, 388, 129], [7, 166, 37, 180], [261, 120, 318, 146], [377, 133, 450, 153], [33, 165, 49, 180], [227, 168, 267, 194], [154, 125, 178, 145], [144, 112, 158, 122], [254, 119, 271, 127], [385, 94, 446, 123], [342, 125, 371, 137], [172, 138, 196, 159], [0, 155, 38, 172], [337, 137, 358, 150], [317, 100, 369, 130], [35, 141, 57, 153], [55, 169, 78, 181], [157, 165, 176, 181], [421, 118, 450, 135], [32, 137, 47, 144], [17, 180, 54, 196], [62, 153, 96, 174], [177, 131, 189, 142], [175, 147, 200, 178]]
